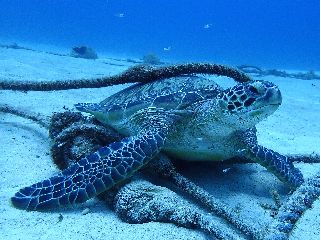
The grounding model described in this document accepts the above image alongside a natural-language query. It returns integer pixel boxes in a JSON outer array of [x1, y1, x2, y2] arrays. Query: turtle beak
[[266, 86, 282, 106]]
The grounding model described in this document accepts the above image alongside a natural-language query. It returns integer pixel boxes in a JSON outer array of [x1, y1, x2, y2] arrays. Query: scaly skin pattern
[[245, 145, 304, 187], [11, 130, 166, 210], [241, 129, 304, 188]]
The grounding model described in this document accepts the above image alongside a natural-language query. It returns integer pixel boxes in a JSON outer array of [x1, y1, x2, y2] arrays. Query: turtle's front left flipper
[[240, 129, 304, 188], [11, 107, 180, 211]]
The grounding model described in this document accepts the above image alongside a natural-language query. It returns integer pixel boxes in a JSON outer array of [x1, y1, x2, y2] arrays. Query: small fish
[[203, 23, 213, 29], [114, 13, 125, 18], [163, 46, 171, 51], [222, 168, 231, 173]]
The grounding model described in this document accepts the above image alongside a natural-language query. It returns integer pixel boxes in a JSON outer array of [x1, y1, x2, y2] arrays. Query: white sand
[[0, 45, 319, 240]]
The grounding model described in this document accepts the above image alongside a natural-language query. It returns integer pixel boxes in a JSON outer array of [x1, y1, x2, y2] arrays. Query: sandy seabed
[[0, 45, 319, 240]]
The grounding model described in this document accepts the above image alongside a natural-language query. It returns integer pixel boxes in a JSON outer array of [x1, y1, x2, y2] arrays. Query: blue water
[[1, 0, 319, 69]]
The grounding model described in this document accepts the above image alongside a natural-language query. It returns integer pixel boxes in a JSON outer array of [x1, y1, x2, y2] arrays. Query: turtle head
[[214, 80, 282, 129]]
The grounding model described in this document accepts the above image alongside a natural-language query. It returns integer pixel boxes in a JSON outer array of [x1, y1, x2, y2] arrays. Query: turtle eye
[[249, 86, 259, 94]]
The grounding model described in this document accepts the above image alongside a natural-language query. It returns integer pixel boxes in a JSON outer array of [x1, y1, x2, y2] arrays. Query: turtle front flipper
[[241, 129, 304, 188], [11, 107, 180, 211]]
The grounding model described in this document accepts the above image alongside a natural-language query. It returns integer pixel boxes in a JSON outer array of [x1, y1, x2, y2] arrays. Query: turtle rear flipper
[[11, 107, 179, 210]]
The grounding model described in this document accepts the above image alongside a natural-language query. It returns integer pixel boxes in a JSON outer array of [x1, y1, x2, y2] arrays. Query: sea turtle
[[11, 75, 304, 210]]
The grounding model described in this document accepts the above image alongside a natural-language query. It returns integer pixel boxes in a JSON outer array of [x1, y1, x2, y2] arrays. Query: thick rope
[[0, 63, 252, 91]]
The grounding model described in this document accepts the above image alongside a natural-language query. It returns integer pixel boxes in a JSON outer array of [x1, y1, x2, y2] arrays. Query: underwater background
[[1, 1, 320, 240], [0, 0, 319, 69]]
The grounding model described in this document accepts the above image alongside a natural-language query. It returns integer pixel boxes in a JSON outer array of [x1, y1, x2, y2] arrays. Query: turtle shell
[[75, 76, 222, 134]]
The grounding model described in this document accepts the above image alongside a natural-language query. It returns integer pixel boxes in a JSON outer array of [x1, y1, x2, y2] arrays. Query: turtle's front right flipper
[[241, 128, 304, 188], [11, 107, 180, 211]]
